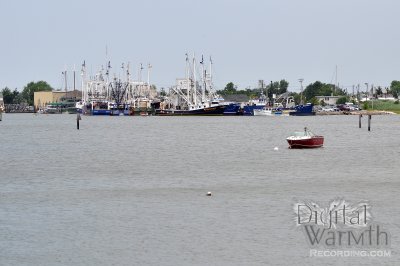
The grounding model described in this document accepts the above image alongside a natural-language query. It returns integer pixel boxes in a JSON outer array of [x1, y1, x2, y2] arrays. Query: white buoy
[[274, 147, 279, 151], [207, 192, 212, 196]]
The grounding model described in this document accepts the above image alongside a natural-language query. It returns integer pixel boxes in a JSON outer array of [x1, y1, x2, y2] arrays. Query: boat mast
[[138, 63, 143, 97], [193, 54, 197, 107], [209, 56, 213, 85], [186, 53, 190, 108], [147, 63, 152, 98], [81, 60, 86, 101], [106, 61, 111, 100], [73, 64, 76, 96], [126, 62, 131, 102], [64, 68, 68, 97], [200, 55, 206, 104], [209, 56, 214, 103]]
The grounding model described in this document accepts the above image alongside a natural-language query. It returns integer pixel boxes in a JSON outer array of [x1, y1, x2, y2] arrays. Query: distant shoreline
[[317, 110, 397, 115]]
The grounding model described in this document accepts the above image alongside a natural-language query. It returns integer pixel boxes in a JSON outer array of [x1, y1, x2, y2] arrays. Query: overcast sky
[[0, 0, 399, 92]]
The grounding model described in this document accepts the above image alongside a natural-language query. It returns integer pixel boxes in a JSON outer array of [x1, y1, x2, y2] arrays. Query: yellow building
[[34, 90, 81, 110]]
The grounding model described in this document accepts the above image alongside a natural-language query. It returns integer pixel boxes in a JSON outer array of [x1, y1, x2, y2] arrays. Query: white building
[[315, 95, 341, 105]]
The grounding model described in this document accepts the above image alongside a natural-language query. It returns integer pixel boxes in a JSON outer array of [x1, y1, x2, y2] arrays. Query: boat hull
[[243, 105, 265, 116], [289, 111, 316, 116], [92, 109, 111, 115], [223, 103, 242, 115], [287, 136, 324, 148], [155, 105, 225, 116], [289, 104, 315, 116]]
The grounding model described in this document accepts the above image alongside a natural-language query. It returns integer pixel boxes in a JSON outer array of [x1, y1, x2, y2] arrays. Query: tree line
[[217, 80, 400, 105], [2, 79, 400, 106], [1, 81, 53, 106], [217, 80, 289, 98]]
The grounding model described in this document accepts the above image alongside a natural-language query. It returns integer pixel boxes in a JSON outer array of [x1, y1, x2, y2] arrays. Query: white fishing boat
[[253, 107, 283, 116], [45, 103, 62, 114], [78, 60, 156, 116], [156, 54, 226, 116]]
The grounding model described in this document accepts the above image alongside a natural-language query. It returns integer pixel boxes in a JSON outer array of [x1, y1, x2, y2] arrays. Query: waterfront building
[[34, 90, 81, 111]]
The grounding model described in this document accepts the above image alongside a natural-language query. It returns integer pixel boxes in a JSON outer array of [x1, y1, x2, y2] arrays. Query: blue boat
[[289, 103, 315, 116], [223, 103, 242, 115], [242, 93, 268, 115], [243, 105, 265, 116], [92, 109, 111, 115]]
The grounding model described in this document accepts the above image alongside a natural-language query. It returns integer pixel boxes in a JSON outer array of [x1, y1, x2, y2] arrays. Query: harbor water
[[0, 114, 399, 265]]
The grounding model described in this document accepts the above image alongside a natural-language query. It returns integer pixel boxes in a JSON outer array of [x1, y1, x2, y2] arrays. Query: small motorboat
[[286, 127, 324, 149]]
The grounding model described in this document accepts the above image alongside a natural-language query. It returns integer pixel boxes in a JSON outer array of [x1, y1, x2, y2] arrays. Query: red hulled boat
[[286, 127, 324, 149]]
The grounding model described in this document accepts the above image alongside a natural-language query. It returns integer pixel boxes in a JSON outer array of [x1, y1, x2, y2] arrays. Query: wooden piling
[[77, 113, 81, 130], [368, 115, 371, 131]]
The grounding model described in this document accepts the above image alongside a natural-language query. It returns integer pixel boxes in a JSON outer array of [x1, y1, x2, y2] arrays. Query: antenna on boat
[[200, 55, 206, 103], [193, 53, 197, 107], [185, 53, 190, 108], [81, 60, 86, 101], [147, 63, 152, 98], [209, 56, 213, 84], [73, 64, 76, 93], [62, 67, 68, 97]]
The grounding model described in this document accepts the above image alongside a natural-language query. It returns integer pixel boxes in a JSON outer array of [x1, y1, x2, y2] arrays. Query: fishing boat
[[91, 101, 111, 115], [286, 127, 324, 148], [45, 103, 62, 114], [289, 103, 316, 116], [155, 54, 226, 116], [78, 60, 156, 116], [242, 93, 268, 116], [253, 107, 282, 116], [223, 102, 242, 115]]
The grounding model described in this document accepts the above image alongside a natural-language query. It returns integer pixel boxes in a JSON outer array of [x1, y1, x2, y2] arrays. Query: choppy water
[[0, 113, 399, 265]]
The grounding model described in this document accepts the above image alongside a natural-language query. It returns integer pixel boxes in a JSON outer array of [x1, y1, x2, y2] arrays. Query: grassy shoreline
[[363, 100, 400, 114]]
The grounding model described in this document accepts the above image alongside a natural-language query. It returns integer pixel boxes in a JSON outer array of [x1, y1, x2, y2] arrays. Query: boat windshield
[[291, 128, 315, 137]]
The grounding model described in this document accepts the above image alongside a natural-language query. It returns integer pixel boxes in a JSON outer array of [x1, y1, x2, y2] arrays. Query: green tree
[[309, 97, 319, 105], [1, 87, 23, 104], [303, 81, 338, 101], [13, 89, 24, 104], [375, 86, 383, 97], [1, 87, 14, 104], [21, 81, 53, 105], [336, 96, 348, 105], [278, 79, 289, 94], [224, 82, 237, 94], [289, 92, 301, 105], [390, 80, 400, 99]]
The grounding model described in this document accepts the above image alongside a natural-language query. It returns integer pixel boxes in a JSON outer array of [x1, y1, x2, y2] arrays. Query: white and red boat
[[286, 127, 324, 149]]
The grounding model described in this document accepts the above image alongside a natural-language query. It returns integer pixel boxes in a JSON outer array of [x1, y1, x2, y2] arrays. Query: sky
[[0, 0, 399, 93]]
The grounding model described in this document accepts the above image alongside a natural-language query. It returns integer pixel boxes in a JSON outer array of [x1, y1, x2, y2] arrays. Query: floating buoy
[[274, 147, 279, 151], [207, 192, 212, 196]]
